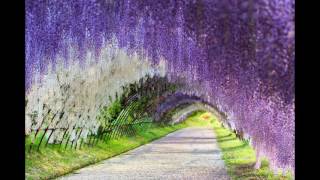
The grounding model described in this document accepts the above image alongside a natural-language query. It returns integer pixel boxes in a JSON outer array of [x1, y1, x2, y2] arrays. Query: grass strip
[[209, 112, 293, 180], [26, 113, 209, 180]]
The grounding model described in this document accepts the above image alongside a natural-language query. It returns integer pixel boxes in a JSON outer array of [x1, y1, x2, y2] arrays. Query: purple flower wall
[[25, 0, 294, 174]]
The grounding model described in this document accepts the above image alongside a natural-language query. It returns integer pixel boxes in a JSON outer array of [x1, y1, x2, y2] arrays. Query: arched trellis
[[152, 92, 250, 142], [169, 102, 222, 125], [153, 92, 227, 123], [26, 0, 294, 174], [167, 102, 249, 142], [26, 74, 180, 151]]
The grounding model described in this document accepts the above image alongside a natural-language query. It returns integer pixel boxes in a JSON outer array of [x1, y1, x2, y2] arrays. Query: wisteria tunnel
[[25, 0, 294, 178]]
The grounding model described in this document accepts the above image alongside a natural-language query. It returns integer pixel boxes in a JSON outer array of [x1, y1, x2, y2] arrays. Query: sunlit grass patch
[[210, 114, 293, 180], [182, 111, 214, 127], [25, 115, 209, 180], [200, 112, 212, 120]]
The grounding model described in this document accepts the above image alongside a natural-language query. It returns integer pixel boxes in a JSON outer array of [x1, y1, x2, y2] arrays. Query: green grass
[[208, 112, 293, 180], [27, 111, 293, 180], [25, 114, 210, 180]]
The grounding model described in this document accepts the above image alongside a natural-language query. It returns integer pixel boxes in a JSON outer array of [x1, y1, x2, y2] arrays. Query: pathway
[[58, 127, 230, 180]]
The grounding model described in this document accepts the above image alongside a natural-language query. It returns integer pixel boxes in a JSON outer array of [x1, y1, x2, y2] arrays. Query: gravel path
[[58, 127, 230, 180]]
